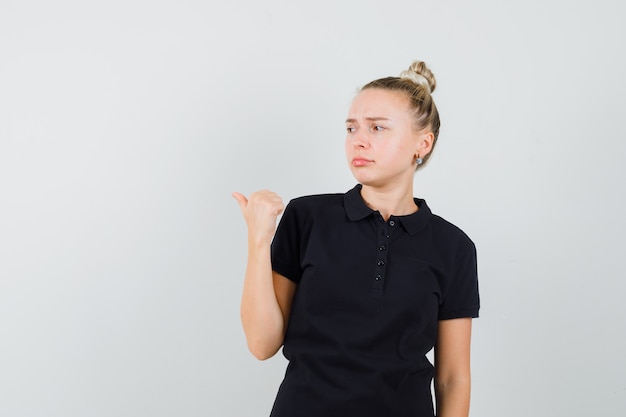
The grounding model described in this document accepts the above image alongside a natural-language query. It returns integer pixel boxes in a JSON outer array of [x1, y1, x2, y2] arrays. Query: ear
[[415, 131, 435, 158]]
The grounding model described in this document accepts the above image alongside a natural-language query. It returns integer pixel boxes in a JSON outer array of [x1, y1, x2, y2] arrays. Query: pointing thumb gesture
[[232, 190, 285, 244], [232, 192, 248, 211]]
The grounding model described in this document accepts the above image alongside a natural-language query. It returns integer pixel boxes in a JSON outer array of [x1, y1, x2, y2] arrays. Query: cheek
[[398, 134, 418, 155], [389, 142, 415, 165], [344, 136, 352, 154]]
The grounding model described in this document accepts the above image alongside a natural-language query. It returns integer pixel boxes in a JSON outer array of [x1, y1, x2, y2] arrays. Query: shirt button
[[389, 220, 395, 226], [378, 245, 386, 251], [375, 274, 382, 281], [377, 260, 385, 266]]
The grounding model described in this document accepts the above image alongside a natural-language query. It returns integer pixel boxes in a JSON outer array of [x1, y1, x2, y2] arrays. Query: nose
[[351, 131, 370, 149]]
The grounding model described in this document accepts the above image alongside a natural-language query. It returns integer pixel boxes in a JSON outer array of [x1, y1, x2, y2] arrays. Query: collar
[[344, 184, 432, 235]]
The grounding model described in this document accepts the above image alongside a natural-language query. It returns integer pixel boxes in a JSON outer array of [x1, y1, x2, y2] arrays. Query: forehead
[[348, 88, 411, 119]]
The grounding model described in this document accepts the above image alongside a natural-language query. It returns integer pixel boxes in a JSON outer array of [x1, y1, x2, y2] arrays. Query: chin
[[352, 173, 384, 188], [349, 169, 371, 184]]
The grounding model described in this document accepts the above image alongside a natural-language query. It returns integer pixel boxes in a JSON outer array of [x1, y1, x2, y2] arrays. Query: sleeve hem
[[272, 260, 301, 284], [438, 307, 480, 320]]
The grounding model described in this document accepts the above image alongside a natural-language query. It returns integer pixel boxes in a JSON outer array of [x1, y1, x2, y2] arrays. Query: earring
[[416, 156, 423, 165]]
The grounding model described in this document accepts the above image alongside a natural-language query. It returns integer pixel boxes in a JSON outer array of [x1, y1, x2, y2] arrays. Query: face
[[345, 88, 432, 188]]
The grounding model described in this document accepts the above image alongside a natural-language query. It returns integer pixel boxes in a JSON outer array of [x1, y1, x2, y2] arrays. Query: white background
[[1, 1, 625, 416]]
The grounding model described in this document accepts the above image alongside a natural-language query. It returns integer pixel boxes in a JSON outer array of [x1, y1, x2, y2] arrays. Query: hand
[[232, 190, 285, 244]]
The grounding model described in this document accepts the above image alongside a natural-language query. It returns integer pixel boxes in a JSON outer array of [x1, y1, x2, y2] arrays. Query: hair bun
[[399, 61, 436, 94]]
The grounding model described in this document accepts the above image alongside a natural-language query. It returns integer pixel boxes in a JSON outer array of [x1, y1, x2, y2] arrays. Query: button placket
[[372, 215, 395, 292]]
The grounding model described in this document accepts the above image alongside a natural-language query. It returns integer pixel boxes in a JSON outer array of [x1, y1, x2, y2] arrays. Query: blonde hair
[[361, 60, 440, 168]]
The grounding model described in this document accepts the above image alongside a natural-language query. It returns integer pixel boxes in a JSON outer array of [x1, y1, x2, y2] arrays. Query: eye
[[372, 125, 385, 132], [346, 126, 356, 133]]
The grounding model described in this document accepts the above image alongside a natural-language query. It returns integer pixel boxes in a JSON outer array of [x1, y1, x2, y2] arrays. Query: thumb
[[231, 192, 248, 210]]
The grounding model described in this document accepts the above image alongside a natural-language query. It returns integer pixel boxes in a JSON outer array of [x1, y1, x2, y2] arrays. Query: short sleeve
[[271, 201, 303, 283], [438, 237, 480, 320]]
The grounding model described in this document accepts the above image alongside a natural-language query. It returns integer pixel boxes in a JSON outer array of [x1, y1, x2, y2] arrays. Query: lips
[[352, 157, 373, 167], [352, 157, 374, 167]]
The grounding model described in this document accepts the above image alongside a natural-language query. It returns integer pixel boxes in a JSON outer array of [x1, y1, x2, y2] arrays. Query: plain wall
[[1, 0, 625, 416]]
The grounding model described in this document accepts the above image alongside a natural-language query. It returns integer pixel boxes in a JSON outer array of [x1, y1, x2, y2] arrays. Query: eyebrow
[[345, 117, 391, 123]]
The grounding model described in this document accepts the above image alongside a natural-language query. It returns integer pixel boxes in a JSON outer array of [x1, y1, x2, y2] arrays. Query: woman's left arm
[[434, 317, 473, 417]]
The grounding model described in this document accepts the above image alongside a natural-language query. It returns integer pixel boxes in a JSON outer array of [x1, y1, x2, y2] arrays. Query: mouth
[[351, 157, 373, 167]]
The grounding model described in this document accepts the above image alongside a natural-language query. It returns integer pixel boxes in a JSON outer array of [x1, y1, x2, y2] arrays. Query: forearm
[[240, 240, 285, 360], [435, 377, 471, 417]]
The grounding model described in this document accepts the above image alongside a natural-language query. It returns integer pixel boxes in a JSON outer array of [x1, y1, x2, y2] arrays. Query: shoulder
[[290, 192, 344, 204], [286, 192, 345, 213], [427, 211, 476, 254], [429, 213, 473, 241], [278, 192, 346, 229], [276, 192, 346, 240]]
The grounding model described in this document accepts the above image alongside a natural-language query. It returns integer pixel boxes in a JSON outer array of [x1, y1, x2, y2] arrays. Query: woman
[[233, 61, 480, 417]]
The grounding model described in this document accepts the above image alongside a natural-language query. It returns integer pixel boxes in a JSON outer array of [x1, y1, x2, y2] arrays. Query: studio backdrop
[[1, 1, 624, 416]]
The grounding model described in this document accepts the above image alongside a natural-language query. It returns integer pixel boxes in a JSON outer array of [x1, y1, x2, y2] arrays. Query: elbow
[[251, 351, 275, 361], [247, 340, 281, 361], [435, 375, 471, 396], [241, 315, 285, 360], [249, 348, 275, 361]]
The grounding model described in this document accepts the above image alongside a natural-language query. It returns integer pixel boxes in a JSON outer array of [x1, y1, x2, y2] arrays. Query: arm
[[233, 191, 297, 360], [434, 318, 473, 417]]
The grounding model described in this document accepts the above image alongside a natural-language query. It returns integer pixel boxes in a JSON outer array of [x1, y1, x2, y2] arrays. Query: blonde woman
[[233, 61, 480, 417]]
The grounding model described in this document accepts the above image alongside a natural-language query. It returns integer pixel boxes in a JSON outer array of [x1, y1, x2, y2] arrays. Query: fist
[[232, 190, 285, 242]]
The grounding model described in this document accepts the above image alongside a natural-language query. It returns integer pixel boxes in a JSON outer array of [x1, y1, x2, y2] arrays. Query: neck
[[359, 183, 418, 221]]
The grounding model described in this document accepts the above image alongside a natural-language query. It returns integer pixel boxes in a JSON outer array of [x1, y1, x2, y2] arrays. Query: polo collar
[[344, 184, 432, 235], [344, 184, 373, 221]]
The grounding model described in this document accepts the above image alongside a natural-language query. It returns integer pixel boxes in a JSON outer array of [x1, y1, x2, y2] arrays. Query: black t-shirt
[[269, 184, 480, 417]]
